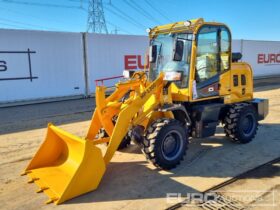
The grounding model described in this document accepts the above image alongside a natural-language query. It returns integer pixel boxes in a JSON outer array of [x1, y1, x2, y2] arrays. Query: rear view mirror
[[149, 45, 157, 63], [173, 40, 184, 61]]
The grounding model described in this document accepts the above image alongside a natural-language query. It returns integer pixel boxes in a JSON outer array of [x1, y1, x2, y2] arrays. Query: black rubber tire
[[224, 103, 258, 144], [142, 118, 188, 170], [117, 135, 131, 150]]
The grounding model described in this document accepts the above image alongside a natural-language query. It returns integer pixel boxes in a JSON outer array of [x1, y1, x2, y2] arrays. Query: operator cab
[[148, 18, 232, 100]]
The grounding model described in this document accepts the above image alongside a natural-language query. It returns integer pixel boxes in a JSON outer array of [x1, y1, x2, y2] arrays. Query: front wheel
[[142, 118, 188, 170]]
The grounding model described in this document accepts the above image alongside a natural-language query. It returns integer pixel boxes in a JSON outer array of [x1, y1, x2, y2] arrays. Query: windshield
[[149, 33, 193, 88]]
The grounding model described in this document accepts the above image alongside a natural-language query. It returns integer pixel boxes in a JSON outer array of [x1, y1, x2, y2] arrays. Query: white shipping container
[[0, 28, 279, 106], [0, 29, 85, 104], [241, 40, 280, 77], [232, 40, 242, 53], [86, 34, 149, 94]]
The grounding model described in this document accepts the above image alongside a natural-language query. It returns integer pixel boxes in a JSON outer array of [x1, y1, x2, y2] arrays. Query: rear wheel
[[142, 118, 188, 170], [224, 103, 258, 144]]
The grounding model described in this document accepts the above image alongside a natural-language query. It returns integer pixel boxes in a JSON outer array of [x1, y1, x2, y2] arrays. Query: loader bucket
[[23, 124, 106, 204]]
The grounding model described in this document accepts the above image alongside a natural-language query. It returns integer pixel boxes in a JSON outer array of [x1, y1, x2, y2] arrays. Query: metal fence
[[0, 29, 279, 105]]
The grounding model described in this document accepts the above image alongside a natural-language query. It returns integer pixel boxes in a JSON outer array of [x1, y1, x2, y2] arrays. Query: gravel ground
[[0, 82, 279, 210]]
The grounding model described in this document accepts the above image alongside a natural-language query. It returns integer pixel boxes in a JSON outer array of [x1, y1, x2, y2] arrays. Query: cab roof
[[148, 18, 227, 39]]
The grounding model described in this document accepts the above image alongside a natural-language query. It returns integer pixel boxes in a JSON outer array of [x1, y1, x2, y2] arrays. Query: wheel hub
[[163, 135, 177, 154], [162, 130, 183, 161], [242, 114, 254, 135]]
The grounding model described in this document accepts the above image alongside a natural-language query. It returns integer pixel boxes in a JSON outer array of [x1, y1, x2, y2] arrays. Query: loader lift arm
[[22, 73, 164, 204], [88, 73, 164, 164]]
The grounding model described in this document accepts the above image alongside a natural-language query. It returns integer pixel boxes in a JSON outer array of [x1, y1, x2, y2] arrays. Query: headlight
[[123, 70, 135, 78], [164, 71, 182, 81], [183, 20, 191, 27], [146, 28, 151, 33]]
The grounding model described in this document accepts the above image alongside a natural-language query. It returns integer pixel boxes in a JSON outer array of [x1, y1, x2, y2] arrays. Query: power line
[[0, 17, 59, 30], [106, 20, 132, 34], [68, 0, 84, 3], [0, 0, 137, 34], [0, 0, 80, 9], [0, 21, 28, 29], [80, 0, 84, 8], [0, 6, 81, 29], [111, 27, 118, 34], [77, 0, 135, 34], [73, 0, 147, 33], [80, 6, 133, 34], [123, 0, 161, 25], [105, 3, 146, 29], [144, 0, 172, 22], [87, 0, 108, 33]]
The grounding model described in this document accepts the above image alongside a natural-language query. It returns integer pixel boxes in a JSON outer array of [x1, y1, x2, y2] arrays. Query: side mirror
[[149, 45, 157, 63], [173, 40, 184, 61]]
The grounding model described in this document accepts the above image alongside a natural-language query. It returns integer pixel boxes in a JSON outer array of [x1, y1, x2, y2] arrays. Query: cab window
[[196, 26, 219, 82], [220, 28, 230, 71], [195, 25, 231, 83]]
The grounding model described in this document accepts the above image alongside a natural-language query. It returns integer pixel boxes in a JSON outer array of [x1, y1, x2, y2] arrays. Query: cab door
[[193, 25, 231, 99]]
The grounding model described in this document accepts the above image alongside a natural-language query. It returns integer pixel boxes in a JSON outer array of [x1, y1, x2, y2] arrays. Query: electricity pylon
[[87, 0, 108, 33]]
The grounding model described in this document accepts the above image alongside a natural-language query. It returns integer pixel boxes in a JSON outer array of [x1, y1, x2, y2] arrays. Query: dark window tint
[[220, 28, 230, 71], [233, 75, 238, 86], [241, 74, 246, 85]]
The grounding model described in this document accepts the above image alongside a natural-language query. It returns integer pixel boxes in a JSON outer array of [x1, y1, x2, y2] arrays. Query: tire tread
[[142, 118, 188, 170]]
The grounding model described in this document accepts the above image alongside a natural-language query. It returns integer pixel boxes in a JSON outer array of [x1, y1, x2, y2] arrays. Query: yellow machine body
[[23, 18, 265, 204]]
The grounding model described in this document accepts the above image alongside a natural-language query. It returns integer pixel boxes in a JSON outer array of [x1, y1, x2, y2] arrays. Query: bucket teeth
[[20, 171, 30, 176], [36, 187, 49, 193], [45, 197, 58, 205], [45, 199, 53, 204], [27, 178, 39, 183]]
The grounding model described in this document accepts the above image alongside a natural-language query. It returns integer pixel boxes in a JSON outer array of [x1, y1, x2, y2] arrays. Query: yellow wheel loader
[[22, 18, 268, 204]]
